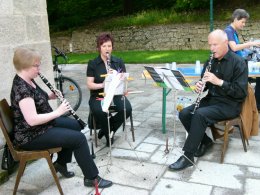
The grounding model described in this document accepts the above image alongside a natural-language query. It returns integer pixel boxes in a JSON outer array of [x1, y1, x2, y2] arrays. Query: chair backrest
[[240, 84, 259, 139], [0, 98, 18, 161]]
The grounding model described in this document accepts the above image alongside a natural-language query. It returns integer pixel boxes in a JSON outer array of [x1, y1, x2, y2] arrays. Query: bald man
[[169, 29, 248, 171]]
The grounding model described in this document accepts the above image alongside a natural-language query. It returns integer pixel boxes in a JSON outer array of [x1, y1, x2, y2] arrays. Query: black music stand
[[144, 66, 193, 135], [144, 66, 193, 92]]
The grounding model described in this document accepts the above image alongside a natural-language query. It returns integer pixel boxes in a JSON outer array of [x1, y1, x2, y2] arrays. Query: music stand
[[101, 72, 129, 167], [144, 66, 193, 92], [144, 66, 193, 135]]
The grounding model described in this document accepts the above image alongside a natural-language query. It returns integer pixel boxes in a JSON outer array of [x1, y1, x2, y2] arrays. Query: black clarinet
[[38, 73, 87, 129], [191, 53, 214, 114], [106, 52, 111, 71]]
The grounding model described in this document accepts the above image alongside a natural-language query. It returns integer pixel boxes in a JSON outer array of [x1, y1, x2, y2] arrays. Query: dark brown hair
[[232, 9, 250, 21], [96, 33, 114, 52]]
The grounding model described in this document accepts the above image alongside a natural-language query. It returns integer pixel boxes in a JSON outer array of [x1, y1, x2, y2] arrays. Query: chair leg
[[93, 117, 98, 147], [46, 155, 64, 195], [237, 124, 247, 152], [130, 114, 135, 142], [221, 124, 230, 163], [122, 121, 125, 132], [13, 159, 27, 195], [210, 126, 221, 140]]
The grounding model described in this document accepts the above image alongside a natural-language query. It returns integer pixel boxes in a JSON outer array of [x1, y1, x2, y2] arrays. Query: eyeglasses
[[32, 64, 41, 68]]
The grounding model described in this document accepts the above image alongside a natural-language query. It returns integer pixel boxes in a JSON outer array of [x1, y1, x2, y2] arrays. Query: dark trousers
[[21, 117, 98, 179], [89, 95, 132, 135], [255, 77, 260, 109], [179, 99, 240, 153]]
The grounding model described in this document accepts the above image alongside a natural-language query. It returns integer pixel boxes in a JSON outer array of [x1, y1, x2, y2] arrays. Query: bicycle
[[52, 46, 82, 116]]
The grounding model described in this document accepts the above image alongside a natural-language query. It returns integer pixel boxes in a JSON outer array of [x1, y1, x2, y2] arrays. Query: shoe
[[98, 130, 105, 139], [84, 175, 113, 188], [105, 134, 114, 147], [54, 162, 75, 178], [168, 155, 194, 171], [194, 140, 213, 157]]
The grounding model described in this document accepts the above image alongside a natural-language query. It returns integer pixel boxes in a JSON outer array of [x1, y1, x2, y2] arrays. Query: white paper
[[102, 72, 129, 112], [154, 68, 183, 90]]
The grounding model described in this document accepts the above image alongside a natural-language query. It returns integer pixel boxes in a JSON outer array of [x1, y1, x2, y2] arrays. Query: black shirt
[[10, 74, 54, 146], [86, 55, 126, 97], [201, 50, 248, 107]]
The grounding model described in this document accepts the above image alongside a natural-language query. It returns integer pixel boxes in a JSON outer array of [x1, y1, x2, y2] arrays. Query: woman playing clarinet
[[86, 33, 132, 146], [11, 47, 112, 188]]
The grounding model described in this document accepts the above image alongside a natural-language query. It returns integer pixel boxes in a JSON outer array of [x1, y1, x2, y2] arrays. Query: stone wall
[[51, 21, 260, 53], [0, 0, 53, 167]]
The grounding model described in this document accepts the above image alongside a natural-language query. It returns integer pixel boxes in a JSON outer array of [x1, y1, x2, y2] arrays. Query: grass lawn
[[65, 50, 210, 64]]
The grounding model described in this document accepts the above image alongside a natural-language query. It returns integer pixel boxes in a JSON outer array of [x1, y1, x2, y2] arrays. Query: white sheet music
[[154, 68, 183, 90], [102, 71, 129, 112]]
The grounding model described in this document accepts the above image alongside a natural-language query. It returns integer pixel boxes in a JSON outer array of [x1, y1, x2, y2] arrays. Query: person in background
[[224, 8, 260, 111], [11, 47, 112, 188], [168, 29, 248, 171], [86, 33, 132, 146]]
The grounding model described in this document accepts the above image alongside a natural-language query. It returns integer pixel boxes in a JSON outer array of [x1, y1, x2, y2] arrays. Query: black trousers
[[179, 99, 241, 153], [89, 95, 132, 135], [21, 117, 98, 179]]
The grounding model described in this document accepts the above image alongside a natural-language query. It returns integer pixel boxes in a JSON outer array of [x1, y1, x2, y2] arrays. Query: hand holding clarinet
[[192, 53, 224, 114], [194, 69, 222, 93], [39, 73, 87, 129]]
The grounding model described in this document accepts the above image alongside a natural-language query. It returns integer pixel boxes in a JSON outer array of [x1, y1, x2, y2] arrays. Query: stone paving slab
[[151, 178, 212, 195]]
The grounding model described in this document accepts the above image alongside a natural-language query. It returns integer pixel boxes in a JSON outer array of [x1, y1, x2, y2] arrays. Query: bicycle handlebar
[[52, 46, 68, 61]]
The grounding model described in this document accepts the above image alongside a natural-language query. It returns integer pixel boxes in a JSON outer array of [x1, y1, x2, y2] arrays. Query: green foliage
[[47, 0, 260, 31], [102, 9, 209, 29], [174, 0, 208, 12]]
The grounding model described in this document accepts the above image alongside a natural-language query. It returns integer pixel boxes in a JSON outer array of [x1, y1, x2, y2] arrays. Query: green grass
[[65, 50, 210, 64]]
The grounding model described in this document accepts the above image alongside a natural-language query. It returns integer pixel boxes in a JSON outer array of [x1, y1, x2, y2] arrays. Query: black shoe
[[84, 175, 113, 188], [168, 155, 194, 171], [194, 140, 213, 157], [105, 134, 114, 147], [98, 130, 105, 139], [54, 162, 75, 178]]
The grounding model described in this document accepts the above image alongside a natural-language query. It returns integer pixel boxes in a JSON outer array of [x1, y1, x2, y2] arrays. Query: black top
[[10, 74, 54, 146], [201, 50, 248, 107], [86, 55, 126, 97]]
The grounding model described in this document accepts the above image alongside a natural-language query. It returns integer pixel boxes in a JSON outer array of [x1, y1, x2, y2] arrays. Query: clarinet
[[191, 53, 214, 114], [38, 73, 87, 129], [106, 52, 111, 71]]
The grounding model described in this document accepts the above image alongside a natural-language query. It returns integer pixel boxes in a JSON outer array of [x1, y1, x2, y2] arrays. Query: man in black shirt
[[169, 29, 248, 171]]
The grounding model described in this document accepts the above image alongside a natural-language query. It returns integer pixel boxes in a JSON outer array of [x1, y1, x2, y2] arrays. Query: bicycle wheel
[[55, 76, 82, 116]]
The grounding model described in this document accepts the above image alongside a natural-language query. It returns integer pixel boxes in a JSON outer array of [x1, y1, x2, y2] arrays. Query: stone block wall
[[51, 21, 260, 53], [0, 0, 53, 167]]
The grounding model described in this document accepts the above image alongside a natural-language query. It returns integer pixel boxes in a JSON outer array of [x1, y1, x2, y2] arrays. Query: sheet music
[[144, 66, 192, 92], [102, 72, 129, 112], [104, 72, 129, 95], [154, 68, 183, 90]]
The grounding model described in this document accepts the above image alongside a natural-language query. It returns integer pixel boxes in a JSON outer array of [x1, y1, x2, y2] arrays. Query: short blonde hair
[[13, 47, 41, 71]]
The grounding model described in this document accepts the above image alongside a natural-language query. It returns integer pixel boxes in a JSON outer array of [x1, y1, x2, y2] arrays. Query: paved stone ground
[[0, 64, 260, 195]]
